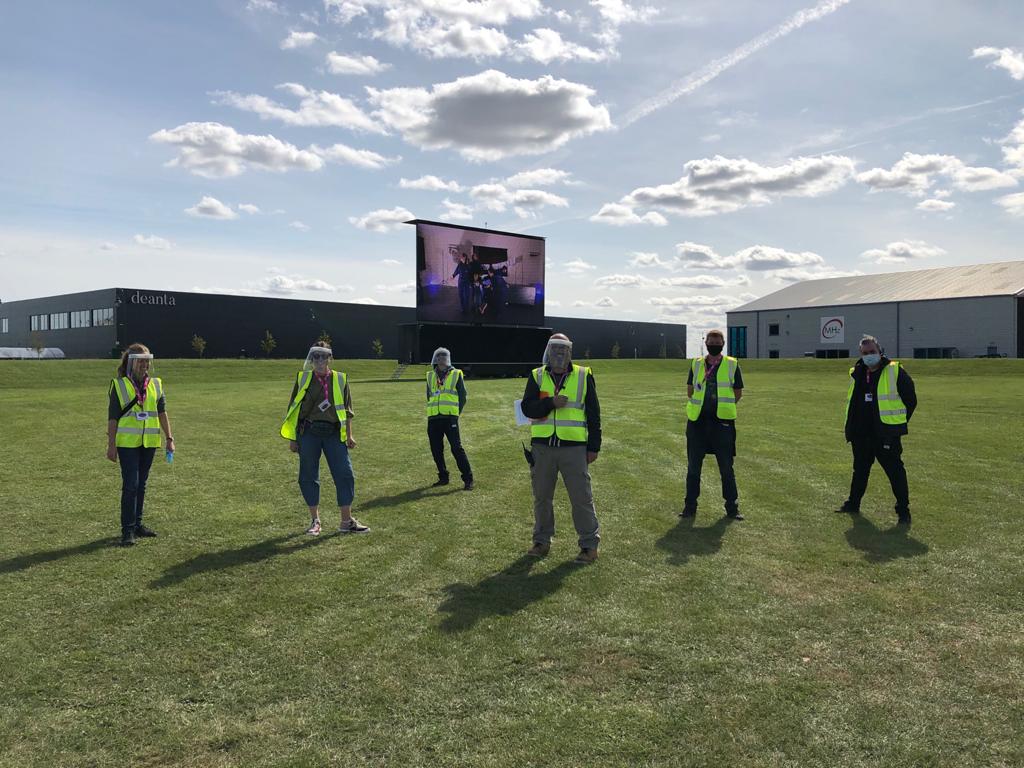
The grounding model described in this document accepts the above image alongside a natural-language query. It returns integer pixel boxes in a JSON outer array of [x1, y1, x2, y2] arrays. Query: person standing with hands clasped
[[682, 329, 745, 521], [280, 345, 369, 536], [106, 343, 175, 547], [520, 333, 602, 564], [837, 334, 917, 526], [426, 347, 474, 490]]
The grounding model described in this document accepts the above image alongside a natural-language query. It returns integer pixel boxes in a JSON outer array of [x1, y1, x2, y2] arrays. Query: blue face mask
[[861, 353, 881, 367]]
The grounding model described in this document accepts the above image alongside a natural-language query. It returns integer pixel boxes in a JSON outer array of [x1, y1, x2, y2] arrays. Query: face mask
[[706, 344, 723, 356], [861, 353, 881, 367]]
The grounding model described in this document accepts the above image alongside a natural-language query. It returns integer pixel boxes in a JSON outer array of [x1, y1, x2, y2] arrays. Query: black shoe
[[431, 477, 450, 487], [120, 530, 136, 547], [835, 502, 860, 514], [726, 508, 744, 521], [134, 524, 158, 538], [679, 506, 696, 518], [897, 512, 912, 527], [463, 479, 475, 491]]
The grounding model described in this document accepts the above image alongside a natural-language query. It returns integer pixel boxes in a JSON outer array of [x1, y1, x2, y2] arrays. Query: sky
[[2, 0, 1023, 353]]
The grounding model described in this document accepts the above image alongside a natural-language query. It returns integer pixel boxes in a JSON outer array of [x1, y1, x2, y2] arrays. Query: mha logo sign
[[820, 316, 845, 344], [129, 291, 176, 307]]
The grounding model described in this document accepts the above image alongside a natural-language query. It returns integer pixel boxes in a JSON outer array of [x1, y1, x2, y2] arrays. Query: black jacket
[[844, 357, 917, 442], [521, 365, 601, 453]]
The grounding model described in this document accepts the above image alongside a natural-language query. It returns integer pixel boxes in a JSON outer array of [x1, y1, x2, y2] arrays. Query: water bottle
[[166, 449, 174, 464]]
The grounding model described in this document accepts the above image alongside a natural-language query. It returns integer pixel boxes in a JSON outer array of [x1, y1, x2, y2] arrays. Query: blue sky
[[2, 0, 1023, 351]]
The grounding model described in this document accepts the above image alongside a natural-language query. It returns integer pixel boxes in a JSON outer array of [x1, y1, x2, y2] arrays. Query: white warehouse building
[[726, 260, 1024, 360]]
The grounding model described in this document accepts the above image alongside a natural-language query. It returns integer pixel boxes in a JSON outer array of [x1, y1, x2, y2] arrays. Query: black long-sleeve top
[[845, 356, 917, 441], [521, 366, 601, 453]]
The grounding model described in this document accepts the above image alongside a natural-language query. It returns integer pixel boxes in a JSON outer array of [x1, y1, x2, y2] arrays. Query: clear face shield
[[303, 346, 334, 375], [127, 353, 154, 381], [431, 347, 452, 370], [542, 339, 573, 370]]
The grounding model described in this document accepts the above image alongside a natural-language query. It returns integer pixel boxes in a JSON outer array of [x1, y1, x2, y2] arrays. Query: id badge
[[317, 399, 331, 413], [864, 393, 873, 403], [134, 411, 151, 421], [696, 383, 702, 391]]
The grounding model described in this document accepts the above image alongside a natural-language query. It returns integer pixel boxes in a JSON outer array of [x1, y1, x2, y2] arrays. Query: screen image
[[413, 220, 545, 325]]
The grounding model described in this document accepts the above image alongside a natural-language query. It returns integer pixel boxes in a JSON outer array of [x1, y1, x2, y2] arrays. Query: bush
[[371, 338, 384, 359], [191, 334, 207, 358], [610, 341, 620, 359], [260, 330, 277, 357]]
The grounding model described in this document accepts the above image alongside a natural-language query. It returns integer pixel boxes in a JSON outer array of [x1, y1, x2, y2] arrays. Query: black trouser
[[428, 417, 473, 482], [848, 434, 909, 513], [118, 446, 156, 533], [685, 418, 738, 512]]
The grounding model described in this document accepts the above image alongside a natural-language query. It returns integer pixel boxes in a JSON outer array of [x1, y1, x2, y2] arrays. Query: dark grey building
[[726, 261, 1024, 359], [0, 287, 684, 362]]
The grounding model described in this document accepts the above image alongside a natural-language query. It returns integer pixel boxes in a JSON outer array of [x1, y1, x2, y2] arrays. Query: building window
[[71, 310, 92, 328], [92, 307, 114, 326], [769, 349, 780, 359], [913, 347, 958, 359], [1, 318, 7, 334], [31, 314, 49, 331], [768, 323, 780, 336], [50, 312, 69, 330], [815, 349, 849, 359], [727, 326, 748, 358]]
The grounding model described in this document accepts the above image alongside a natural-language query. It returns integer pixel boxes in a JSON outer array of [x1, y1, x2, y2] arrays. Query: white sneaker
[[339, 517, 370, 534], [305, 520, 322, 536]]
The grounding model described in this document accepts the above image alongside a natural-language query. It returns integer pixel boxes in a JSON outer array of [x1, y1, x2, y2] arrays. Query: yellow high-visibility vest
[[686, 356, 739, 421], [280, 370, 348, 441], [530, 364, 590, 442], [112, 376, 163, 448], [846, 361, 908, 425], [427, 368, 463, 417]]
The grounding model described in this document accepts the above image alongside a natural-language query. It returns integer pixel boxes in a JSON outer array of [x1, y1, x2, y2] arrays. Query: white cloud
[[99, 242, 117, 251], [213, 83, 382, 132], [673, 241, 829, 274], [589, 202, 668, 226], [262, 275, 348, 294], [628, 251, 671, 268], [368, 69, 611, 161], [185, 195, 238, 219], [564, 258, 596, 273], [517, 28, 603, 63], [591, 0, 657, 25], [381, 259, 401, 266], [573, 300, 587, 307], [594, 296, 617, 307], [622, 0, 852, 126], [860, 240, 946, 264], [995, 192, 1024, 216], [857, 152, 1017, 196], [350, 206, 415, 232], [150, 122, 324, 178], [658, 274, 750, 289], [442, 198, 474, 220], [611, 154, 856, 219], [400, 175, 462, 191], [133, 234, 172, 250], [511, 188, 568, 209], [769, 266, 860, 284], [289, 220, 311, 231], [325, 51, 390, 75], [350, 297, 383, 305], [674, 241, 729, 269], [916, 198, 955, 212], [281, 31, 320, 49], [238, 203, 261, 214], [505, 168, 575, 187], [467, 182, 569, 213], [648, 294, 733, 316], [375, 280, 415, 292], [247, 0, 281, 12], [972, 46, 1024, 81], [1001, 114, 1024, 170], [732, 245, 824, 271], [310, 142, 399, 169], [593, 273, 650, 288], [700, 133, 721, 143]]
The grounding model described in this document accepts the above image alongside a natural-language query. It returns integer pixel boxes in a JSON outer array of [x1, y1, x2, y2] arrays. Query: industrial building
[[0, 287, 684, 364], [726, 260, 1024, 359]]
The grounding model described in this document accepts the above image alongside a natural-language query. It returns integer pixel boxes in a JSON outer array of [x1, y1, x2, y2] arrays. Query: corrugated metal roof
[[729, 260, 1024, 312]]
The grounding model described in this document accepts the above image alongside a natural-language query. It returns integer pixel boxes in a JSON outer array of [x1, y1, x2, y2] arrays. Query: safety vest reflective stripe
[[116, 427, 162, 435], [115, 377, 130, 403]]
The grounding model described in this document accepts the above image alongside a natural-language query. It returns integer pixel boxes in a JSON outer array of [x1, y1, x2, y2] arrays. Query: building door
[[728, 326, 747, 358]]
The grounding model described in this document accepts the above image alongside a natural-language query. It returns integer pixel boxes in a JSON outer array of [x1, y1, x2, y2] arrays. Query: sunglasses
[[311, 353, 330, 361]]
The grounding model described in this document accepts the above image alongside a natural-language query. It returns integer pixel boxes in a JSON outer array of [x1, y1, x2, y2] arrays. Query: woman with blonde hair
[[106, 343, 175, 546]]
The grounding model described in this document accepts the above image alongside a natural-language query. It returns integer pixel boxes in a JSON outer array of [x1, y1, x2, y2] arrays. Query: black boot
[[120, 529, 136, 547], [431, 476, 450, 487], [135, 524, 158, 538]]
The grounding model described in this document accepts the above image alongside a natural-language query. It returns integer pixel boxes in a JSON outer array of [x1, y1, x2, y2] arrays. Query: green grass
[[1, 358, 1022, 767]]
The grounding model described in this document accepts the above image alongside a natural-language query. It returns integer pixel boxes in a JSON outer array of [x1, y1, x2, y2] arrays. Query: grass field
[[1, 357, 1022, 767]]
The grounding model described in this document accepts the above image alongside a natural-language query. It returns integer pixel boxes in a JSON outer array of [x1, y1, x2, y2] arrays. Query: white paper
[[513, 399, 530, 426]]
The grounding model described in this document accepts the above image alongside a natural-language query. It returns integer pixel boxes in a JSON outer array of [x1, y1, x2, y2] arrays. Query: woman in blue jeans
[[106, 343, 175, 546], [280, 345, 369, 536]]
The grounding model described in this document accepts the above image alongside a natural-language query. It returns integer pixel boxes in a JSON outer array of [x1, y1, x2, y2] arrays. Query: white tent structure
[[0, 347, 66, 359]]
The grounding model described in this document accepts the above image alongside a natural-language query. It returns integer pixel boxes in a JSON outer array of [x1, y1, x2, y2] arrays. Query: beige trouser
[[530, 443, 600, 549]]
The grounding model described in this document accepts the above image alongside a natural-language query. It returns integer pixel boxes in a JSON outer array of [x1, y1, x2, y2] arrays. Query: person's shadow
[[436, 555, 579, 633], [655, 516, 732, 566], [0, 537, 115, 575], [149, 533, 329, 589], [844, 514, 929, 563], [358, 486, 461, 512]]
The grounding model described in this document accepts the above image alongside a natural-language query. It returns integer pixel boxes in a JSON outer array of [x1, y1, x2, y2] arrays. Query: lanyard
[[552, 369, 570, 394], [704, 357, 722, 382], [133, 377, 149, 406], [314, 372, 331, 402]]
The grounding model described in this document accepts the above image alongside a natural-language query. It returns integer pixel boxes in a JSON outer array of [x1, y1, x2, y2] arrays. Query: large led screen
[[413, 220, 545, 325]]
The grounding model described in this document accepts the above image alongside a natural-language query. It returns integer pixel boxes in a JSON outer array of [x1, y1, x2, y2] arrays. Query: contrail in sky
[[621, 0, 855, 127]]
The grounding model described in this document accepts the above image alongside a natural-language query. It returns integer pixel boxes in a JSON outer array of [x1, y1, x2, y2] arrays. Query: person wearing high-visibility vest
[[105, 343, 175, 547], [280, 345, 369, 536], [837, 334, 918, 526], [682, 329, 745, 521], [519, 333, 602, 564], [426, 347, 474, 490]]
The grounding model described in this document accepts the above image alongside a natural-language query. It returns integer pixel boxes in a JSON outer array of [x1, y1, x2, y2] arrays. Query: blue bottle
[[166, 449, 174, 464]]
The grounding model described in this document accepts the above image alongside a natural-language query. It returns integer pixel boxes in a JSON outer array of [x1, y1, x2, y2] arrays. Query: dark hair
[[117, 342, 150, 378]]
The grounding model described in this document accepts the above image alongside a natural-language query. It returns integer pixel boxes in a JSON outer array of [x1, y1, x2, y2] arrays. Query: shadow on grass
[[655, 516, 732, 566], [149, 533, 329, 589], [358, 485, 461, 511], [844, 514, 929, 563], [0, 537, 116, 574], [437, 555, 579, 633]]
